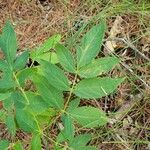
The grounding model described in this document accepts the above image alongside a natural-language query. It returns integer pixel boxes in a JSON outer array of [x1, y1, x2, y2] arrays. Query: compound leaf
[[74, 77, 124, 99], [69, 106, 108, 128]]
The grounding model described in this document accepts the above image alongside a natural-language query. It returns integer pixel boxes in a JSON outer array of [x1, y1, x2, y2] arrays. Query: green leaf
[[0, 109, 6, 122], [16, 67, 37, 87], [0, 76, 14, 92], [3, 96, 13, 110], [31, 34, 61, 62], [12, 92, 26, 109], [56, 115, 75, 147], [56, 132, 66, 143], [35, 52, 58, 64], [69, 134, 91, 149], [74, 77, 124, 99], [0, 140, 10, 150], [6, 114, 16, 136], [67, 98, 80, 113], [14, 51, 29, 71], [77, 22, 106, 68], [36, 108, 56, 126], [50, 52, 59, 64], [69, 106, 108, 128], [0, 92, 11, 100], [74, 146, 97, 150], [55, 43, 75, 72], [54, 144, 65, 150], [78, 56, 120, 78], [0, 60, 14, 92], [25, 91, 50, 114], [61, 114, 74, 141], [31, 134, 42, 150], [0, 59, 7, 69], [0, 21, 17, 66], [39, 60, 70, 91], [16, 108, 40, 133], [13, 141, 23, 150], [32, 74, 64, 109]]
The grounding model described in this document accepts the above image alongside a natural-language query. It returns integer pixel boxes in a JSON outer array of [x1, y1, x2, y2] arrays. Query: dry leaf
[[105, 16, 123, 53]]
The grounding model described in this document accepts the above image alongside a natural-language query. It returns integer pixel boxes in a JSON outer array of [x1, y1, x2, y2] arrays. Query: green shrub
[[0, 21, 124, 150]]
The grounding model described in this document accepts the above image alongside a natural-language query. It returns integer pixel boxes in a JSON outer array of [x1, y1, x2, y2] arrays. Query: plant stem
[[43, 73, 78, 135], [43, 73, 78, 131], [13, 72, 30, 105], [42, 133, 66, 148], [63, 73, 78, 111]]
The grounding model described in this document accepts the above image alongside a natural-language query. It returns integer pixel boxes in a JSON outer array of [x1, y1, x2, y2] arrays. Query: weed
[[0, 21, 124, 149]]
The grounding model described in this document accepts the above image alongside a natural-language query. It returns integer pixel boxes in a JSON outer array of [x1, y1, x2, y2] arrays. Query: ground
[[0, 0, 150, 150]]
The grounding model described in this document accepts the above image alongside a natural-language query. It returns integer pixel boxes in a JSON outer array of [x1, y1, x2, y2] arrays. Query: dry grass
[[0, 0, 150, 149]]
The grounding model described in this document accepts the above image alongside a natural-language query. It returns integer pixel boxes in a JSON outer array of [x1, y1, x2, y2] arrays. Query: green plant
[[0, 21, 124, 150]]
